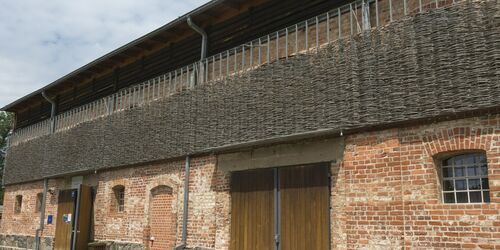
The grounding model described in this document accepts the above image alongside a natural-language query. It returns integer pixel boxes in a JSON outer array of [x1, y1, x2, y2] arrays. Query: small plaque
[[47, 215, 53, 224], [62, 214, 72, 224]]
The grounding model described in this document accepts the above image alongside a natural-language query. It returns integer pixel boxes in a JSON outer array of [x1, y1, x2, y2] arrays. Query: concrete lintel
[[217, 137, 344, 172]]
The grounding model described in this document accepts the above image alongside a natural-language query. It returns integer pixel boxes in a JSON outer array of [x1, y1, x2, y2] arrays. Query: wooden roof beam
[[146, 39, 167, 47], [116, 51, 137, 59], [133, 43, 152, 51], [83, 67, 101, 76], [223, 1, 242, 10], [77, 71, 94, 80], [150, 34, 170, 44], [197, 13, 218, 23], [104, 57, 125, 64]]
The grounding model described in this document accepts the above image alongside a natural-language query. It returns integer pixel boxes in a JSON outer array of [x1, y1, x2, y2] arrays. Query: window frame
[[112, 185, 125, 213], [439, 152, 490, 204]]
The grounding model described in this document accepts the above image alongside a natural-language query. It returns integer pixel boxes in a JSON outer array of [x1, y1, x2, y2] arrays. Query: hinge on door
[[275, 234, 280, 245]]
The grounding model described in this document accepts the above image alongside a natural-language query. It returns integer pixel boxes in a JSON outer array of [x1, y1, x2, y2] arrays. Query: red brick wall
[[0, 179, 60, 238], [339, 115, 500, 249], [182, 156, 229, 249], [93, 159, 183, 244], [0, 156, 225, 248], [214, 165, 231, 250], [93, 155, 223, 248]]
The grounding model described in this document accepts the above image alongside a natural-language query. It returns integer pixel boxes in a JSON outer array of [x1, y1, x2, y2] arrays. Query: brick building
[[1, 0, 499, 249]]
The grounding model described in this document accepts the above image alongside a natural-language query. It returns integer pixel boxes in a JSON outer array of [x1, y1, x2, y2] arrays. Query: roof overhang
[[1, 0, 256, 112]]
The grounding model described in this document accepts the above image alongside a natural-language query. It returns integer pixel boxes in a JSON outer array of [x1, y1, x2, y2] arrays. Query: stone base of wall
[[88, 241, 144, 250], [0, 234, 52, 250], [86, 241, 216, 250], [0, 236, 144, 250]]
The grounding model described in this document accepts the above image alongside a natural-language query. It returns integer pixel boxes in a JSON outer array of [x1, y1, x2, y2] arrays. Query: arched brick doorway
[[148, 185, 175, 250]]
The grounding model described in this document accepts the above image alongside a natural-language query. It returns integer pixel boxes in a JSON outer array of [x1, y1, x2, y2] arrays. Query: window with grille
[[14, 195, 22, 213], [113, 185, 125, 212], [441, 153, 490, 203]]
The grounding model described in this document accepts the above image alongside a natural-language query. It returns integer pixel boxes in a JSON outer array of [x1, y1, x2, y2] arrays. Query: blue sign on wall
[[47, 215, 53, 225]]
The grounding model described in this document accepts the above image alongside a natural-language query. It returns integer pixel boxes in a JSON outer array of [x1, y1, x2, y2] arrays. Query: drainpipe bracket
[[173, 243, 186, 250]]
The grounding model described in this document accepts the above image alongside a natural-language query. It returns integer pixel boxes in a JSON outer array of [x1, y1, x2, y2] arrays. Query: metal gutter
[[41, 91, 56, 118], [187, 16, 208, 87], [1, 0, 225, 111], [41, 91, 56, 133], [187, 17, 208, 60]]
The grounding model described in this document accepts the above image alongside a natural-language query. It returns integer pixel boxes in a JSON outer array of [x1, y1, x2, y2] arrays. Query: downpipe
[[187, 17, 207, 60], [35, 91, 55, 250], [187, 16, 207, 87], [173, 155, 190, 250], [34, 178, 48, 250], [173, 18, 204, 249], [41, 91, 56, 133]]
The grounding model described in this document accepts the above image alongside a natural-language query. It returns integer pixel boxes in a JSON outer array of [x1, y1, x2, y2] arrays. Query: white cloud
[[0, 0, 210, 107]]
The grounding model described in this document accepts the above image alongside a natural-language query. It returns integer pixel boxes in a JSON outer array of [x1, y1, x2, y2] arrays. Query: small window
[[14, 195, 22, 213], [36, 193, 43, 213], [113, 185, 125, 212], [441, 153, 489, 203]]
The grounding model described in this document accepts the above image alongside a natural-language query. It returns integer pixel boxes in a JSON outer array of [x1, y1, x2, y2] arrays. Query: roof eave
[[1, 0, 225, 112]]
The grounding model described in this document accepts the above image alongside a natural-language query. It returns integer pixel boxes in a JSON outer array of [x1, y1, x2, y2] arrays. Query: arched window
[[112, 185, 125, 212], [441, 153, 489, 203], [14, 195, 22, 213], [36, 193, 43, 213]]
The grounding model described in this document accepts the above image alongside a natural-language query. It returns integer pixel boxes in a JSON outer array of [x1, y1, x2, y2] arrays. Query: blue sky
[[0, 0, 210, 107]]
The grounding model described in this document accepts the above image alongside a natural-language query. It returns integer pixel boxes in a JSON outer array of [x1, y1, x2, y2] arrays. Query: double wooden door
[[230, 164, 330, 250], [54, 185, 92, 250]]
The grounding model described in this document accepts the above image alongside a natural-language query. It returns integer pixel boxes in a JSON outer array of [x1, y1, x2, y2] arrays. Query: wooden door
[[54, 190, 76, 250], [149, 186, 175, 250], [230, 168, 275, 250], [74, 185, 93, 250], [279, 165, 330, 250]]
